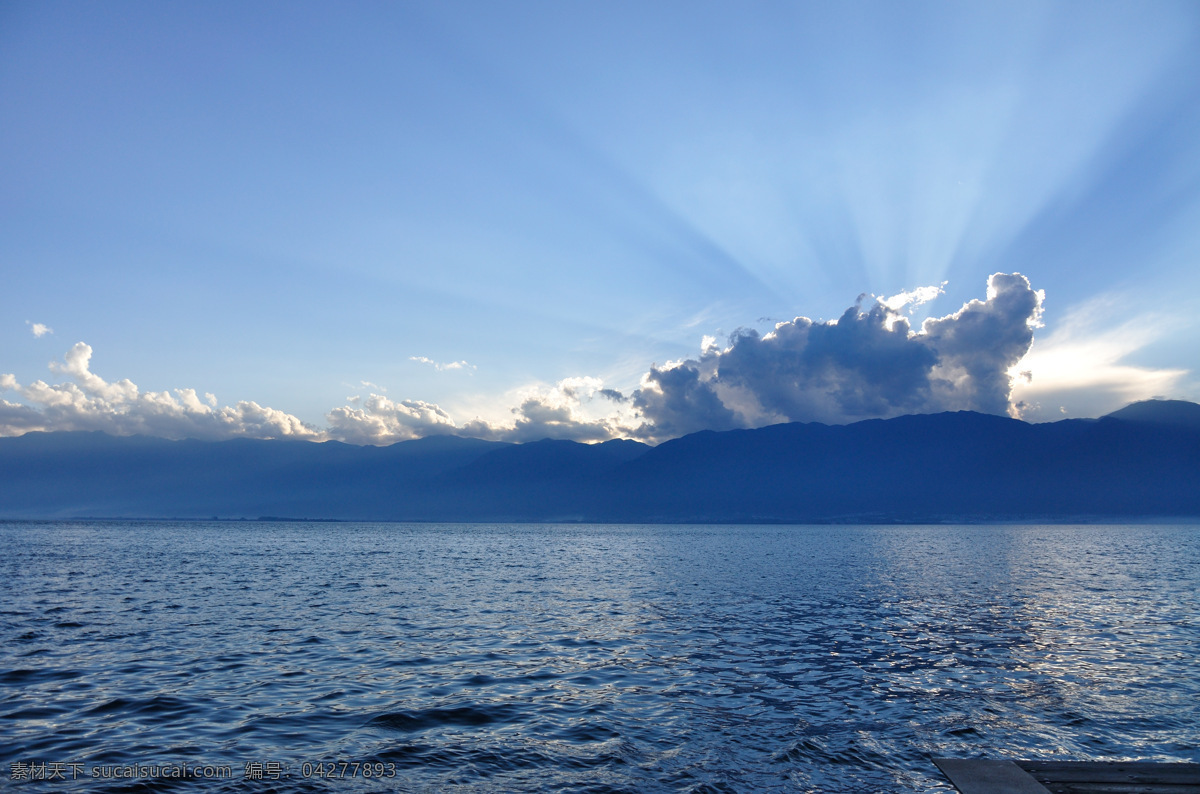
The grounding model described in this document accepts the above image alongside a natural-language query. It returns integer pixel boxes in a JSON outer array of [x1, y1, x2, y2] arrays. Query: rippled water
[[2, 521, 1198, 792]]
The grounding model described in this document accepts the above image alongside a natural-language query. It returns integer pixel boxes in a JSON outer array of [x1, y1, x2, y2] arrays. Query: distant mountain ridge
[[2, 400, 1198, 522], [1104, 399, 1200, 428]]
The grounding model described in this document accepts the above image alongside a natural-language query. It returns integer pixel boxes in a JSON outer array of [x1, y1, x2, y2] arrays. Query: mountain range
[[2, 400, 1198, 523]]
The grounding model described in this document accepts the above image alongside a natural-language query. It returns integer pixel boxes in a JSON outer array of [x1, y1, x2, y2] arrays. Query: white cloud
[[26, 321, 53, 338], [48, 342, 139, 402], [325, 394, 456, 445], [878, 282, 947, 312], [410, 356, 475, 372], [0, 342, 321, 440], [459, 376, 638, 443], [0, 342, 632, 445]]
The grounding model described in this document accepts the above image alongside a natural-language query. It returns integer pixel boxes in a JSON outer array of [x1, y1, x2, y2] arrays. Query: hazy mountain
[[1104, 399, 1200, 429], [1, 402, 1197, 522]]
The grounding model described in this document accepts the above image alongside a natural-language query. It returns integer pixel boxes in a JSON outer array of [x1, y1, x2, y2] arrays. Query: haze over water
[[2, 521, 1198, 792]]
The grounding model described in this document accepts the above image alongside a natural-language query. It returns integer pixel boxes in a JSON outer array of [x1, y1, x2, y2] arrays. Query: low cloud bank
[[1, 343, 319, 440], [2, 274, 1071, 444], [459, 377, 633, 444], [326, 395, 456, 444]]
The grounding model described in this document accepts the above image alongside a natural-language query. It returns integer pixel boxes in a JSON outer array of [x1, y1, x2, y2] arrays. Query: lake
[[2, 521, 1198, 792]]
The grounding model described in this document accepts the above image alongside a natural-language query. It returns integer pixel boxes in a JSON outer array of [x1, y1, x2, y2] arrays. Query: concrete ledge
[[935, 759, 1200, 793], [933, 759, 1052, 794]]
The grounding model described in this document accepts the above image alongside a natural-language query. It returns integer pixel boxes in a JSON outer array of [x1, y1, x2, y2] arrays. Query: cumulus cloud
[[630, 273, 1044, 441], [411, 356, 475, 372], [921, 273, 1044, 415], [632, 360, 739, 438], [323, 375, 640, 445], [460, 376, 636, 443], [1, 343, 320, 440], [26, 321, 53, 338], [47, 342, 139, 402], [325, 395, 456, 445]]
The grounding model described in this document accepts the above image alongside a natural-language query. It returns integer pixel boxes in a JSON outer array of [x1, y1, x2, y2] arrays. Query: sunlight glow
[[1009, 300, 1188, 419]]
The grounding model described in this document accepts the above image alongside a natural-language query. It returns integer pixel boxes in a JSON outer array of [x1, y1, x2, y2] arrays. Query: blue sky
[[3, 1, 1199, 443]]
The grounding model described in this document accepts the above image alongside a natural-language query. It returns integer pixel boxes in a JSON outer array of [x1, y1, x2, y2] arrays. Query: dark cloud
[[632, 361, 739, 439], [717, 302, 938, 422], [631, 273, 1043, 441], [921, 272, 1044, 415], [598, 388, 628, 403]]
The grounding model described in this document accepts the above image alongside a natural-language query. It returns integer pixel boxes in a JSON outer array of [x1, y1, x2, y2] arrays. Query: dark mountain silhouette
[[1, 401, 1197, 522]]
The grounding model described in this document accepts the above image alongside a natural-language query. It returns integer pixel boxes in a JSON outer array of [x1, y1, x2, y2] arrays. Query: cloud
[[598, 388, 628, 403], [325, 375, 638, 445], [921, 272, 1045, 416], [47, 341, 139, 402], [459, 377, 638, 443], [630, 273, 1044, 441], [1009, 294, 1190, 420], [0, 342, 636, 444], [325, 394, 457, 445], [11, 274, 1160, 446], [632, 361, 739, 439], [26, 321, 53, 338], [1, 343, 320, 441], [878, 282, 946, 313], [410, 356, 475, 372]]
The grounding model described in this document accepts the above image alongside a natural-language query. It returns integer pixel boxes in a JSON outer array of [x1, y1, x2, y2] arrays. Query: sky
[[3, 0, 1200, 445]]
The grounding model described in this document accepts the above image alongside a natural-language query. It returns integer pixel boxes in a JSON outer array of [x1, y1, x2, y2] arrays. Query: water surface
[[2, 521, 1198, 791]]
